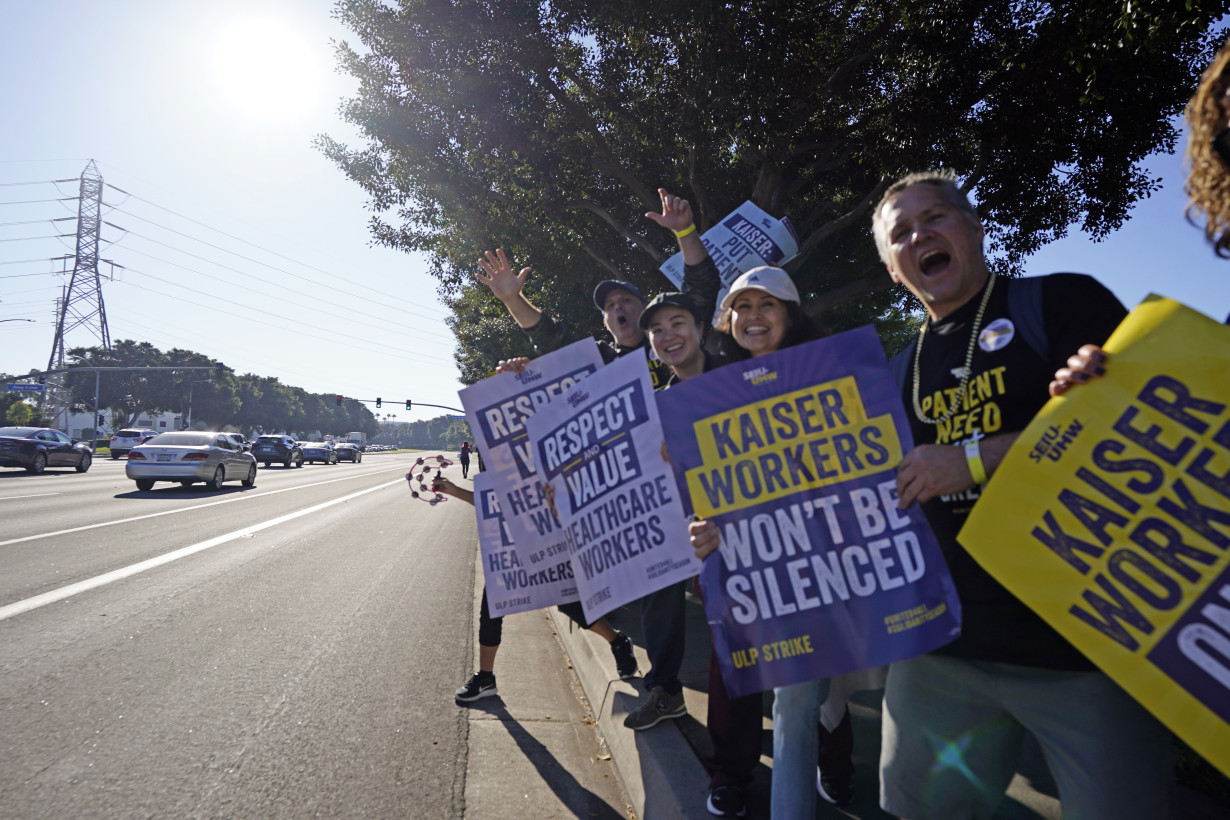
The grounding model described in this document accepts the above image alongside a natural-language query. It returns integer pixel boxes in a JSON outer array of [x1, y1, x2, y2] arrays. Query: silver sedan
[[125, 431, 258, 492]]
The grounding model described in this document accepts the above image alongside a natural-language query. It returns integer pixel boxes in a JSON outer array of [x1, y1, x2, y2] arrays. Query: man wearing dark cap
[[476, 249, 673, 388]]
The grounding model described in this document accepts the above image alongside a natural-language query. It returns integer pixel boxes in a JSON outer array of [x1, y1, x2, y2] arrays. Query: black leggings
[[477, 589, 592, 647]]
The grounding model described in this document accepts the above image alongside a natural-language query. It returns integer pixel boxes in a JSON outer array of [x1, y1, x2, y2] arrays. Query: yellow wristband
[[965, 441, 988, 485], [673, 223, 697, 239]]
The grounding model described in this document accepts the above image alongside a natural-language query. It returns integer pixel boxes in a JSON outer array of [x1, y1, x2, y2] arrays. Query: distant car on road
[[251, 435, 304, 468], [109, 428, 158, 459], [223, 433, 252, 452], [0, 426, 93, 474], [300, 441, 338, 465], [334, 442, 362, 463], [126, 431, 257, 492]]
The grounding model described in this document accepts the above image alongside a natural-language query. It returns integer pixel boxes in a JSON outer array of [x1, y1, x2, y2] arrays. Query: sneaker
[[623, 685, 686, 730], [454, 671, 497, 704], [610, 631, 638, 679], [816, 765, 854, 806], [706, 784, 747, 817]]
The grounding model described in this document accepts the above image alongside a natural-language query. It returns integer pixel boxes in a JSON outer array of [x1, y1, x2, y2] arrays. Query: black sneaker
[[706, 784, 747, 817], [610, 631, 638, 679], [816, 766, 854, 806], [455, 671, 497, 704]]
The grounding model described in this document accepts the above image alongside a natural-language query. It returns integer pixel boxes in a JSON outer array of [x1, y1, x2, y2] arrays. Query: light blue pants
[[770, 677, 830, 820]]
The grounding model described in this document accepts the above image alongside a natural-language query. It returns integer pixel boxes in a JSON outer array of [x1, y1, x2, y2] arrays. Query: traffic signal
[[97, 414, 104, 426], [336, 395, 342, 406], [405, 399, 412, 409], [376, 397, 382, 408]]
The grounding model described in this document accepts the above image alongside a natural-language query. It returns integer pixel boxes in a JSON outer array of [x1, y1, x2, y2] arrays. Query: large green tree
[[165, 349, 239, 430], [321, 0, 1226, 382], [64, 341, 177, 429]]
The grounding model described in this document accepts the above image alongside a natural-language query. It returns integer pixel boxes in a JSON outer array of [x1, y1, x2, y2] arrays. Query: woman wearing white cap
[[709, 265, 823, 364], [689, 265, 833, 820]]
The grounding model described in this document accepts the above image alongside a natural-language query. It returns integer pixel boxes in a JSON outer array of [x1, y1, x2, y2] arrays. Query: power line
[[113, 270, 456, 367], [0, 256, 72, 268], [0, 178, 77, 187], [105, 189, 448, 316], [111, 243, 451, 345], [0, 234, 73, 243], [0, 198, 76, 207], [0, 217, 74, 228], [101, 218, 447, 326]]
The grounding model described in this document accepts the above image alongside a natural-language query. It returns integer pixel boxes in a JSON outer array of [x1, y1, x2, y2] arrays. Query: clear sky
[[1, 2, 1227, 426]]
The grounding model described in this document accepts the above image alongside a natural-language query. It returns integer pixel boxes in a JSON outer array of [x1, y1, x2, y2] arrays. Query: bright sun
[[212, 17, 324, 122]]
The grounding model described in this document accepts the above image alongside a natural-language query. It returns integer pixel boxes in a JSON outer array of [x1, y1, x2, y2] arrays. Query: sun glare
[[212, 17, 324, 122]]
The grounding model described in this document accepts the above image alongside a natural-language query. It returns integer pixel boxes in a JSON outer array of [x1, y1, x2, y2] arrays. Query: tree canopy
[[58, 341, 380, 438], [320, 0, 1226, 382]]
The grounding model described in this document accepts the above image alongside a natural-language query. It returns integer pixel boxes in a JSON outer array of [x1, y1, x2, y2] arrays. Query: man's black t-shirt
[[903, 273, 1127, 669]]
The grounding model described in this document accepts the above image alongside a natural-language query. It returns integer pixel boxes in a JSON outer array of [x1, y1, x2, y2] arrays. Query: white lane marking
[[0, 493, 60, 501], [0, 477, 406, 622], [0, 465, 411, 548]]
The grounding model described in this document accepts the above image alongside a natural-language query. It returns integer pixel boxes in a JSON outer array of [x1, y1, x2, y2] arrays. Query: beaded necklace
[[911, 271, 997, 425]]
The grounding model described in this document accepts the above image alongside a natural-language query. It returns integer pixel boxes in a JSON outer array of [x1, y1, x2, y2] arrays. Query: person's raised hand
[[476, 248, 530, 303], [646, 188, 694, 234]]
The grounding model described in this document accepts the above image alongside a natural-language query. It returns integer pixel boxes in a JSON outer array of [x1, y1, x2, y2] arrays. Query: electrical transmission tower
[[44, 160, 112, 429], [47, 159, 111, 371]]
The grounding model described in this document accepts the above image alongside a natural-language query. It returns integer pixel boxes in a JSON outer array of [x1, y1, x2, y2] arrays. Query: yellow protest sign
[[959, 296, 1230, 777]]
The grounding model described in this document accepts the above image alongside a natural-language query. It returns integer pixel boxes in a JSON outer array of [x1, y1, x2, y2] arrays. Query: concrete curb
[[549, 607, 712, 819]]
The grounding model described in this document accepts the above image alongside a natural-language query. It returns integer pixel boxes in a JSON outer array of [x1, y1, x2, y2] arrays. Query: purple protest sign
[[657, 326, 961, 697]]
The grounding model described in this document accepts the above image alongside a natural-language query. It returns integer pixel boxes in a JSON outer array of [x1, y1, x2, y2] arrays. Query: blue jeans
[[641, 580, 687, 692], [771, 677, 830, 820]]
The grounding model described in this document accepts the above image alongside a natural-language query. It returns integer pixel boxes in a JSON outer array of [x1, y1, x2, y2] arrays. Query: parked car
[[251, 435, 304, 468], [109, 428, 158, 459], [334, 442, 362, 463], [0, 426, 93, 474], [126, 431, 257, 492], [223, 433, 252, 452], [300, 441, 338, 465]]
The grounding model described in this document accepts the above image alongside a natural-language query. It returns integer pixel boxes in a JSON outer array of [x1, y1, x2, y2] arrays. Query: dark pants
[[695, 577, 762, 790], [556, 600, 594, 630], [642, 579, 687, 693], [705, 642, 764, 789], [480, 590, 592, 646], [478, 588, 503, 646], [818, 706, 855, 779], [460, 456, 470, 478]]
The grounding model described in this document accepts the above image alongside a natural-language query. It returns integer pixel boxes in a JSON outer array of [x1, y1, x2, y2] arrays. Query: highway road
[[0, 453, 629, 818]]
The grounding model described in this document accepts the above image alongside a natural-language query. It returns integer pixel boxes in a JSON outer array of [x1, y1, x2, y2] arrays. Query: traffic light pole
[[405, 402, 464, 414], [336, 398, 464, 414]]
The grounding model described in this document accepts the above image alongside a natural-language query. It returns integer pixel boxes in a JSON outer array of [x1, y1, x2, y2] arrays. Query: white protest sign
[[658, 201, 800, 321], [526, 352, 701, 622], [459, 338, 604, 607], [472, 472, 569, 616]]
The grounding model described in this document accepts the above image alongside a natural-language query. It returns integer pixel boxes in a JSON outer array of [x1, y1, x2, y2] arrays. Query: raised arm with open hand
[[476, 249, 542, 328]]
